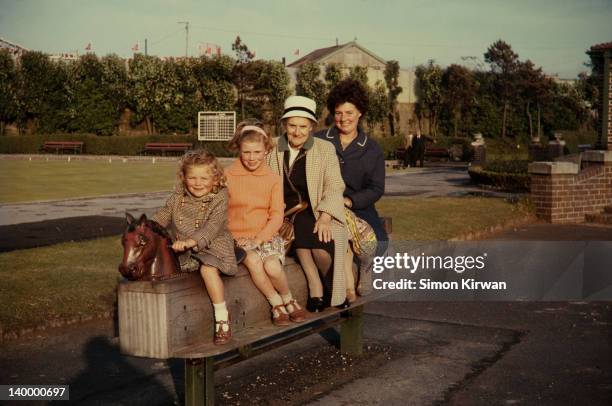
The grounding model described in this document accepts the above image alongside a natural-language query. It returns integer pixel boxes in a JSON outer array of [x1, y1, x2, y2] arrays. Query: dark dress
[[283, 150, 334, 255]]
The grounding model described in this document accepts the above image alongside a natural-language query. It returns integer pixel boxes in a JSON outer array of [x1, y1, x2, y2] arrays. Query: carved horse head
[[118, 213, 180, 281]]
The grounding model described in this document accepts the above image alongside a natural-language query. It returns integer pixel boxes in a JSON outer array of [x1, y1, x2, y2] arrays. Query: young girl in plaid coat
[[153, 150, 237, 345]]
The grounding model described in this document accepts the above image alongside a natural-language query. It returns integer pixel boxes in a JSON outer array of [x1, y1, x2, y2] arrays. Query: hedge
[[468, 160, 530, 192], [0, 134, 234, 157]]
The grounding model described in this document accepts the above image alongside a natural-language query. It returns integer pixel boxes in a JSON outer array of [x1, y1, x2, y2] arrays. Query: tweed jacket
[[152, 186, 238, 276], [268, 135, 348, 306]]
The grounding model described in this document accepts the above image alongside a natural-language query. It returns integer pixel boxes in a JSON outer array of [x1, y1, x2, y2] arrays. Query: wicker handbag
[[279, 201, 309, 253]]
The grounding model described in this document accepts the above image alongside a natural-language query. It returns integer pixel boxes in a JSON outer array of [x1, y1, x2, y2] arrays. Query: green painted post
[[340, 305, 364, 356], [185, 357, 214, 406]]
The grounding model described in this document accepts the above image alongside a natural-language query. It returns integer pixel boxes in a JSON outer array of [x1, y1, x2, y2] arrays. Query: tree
[[0, 50, 18, 135], [384, 60, 402, 136], [232, 36, 256, 119], [442, 64, 476, 137], [258, 60, 290, 135], [484, 40, 519, 138], [348, 66, 369, 89], [366, 80, 388, 135], [415, 60, 443, 137], [324, 63, 344, 92], [192, 54, 236, 112], [128, 54, 179, 134], [296, 62, 326, 118], [16, 51, 71, 133]]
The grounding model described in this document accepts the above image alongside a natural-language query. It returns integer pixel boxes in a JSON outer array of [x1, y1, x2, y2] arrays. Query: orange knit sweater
[[226, 159, 284, 242]]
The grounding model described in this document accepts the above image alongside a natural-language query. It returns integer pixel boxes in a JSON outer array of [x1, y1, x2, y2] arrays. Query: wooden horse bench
[[118, 258, 379, 406]]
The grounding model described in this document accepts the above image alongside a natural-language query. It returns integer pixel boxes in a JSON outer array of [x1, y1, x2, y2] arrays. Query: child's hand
[[172, 239, 196, 252]]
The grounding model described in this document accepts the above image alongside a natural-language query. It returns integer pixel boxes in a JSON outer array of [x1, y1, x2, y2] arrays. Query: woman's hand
[[314, 212, 333, 243], [172, 239, 196, 252]]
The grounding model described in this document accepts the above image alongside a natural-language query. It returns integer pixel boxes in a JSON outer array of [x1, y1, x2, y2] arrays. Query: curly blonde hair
[[228, 119, 275, 153], [177, 149, 227, 193]]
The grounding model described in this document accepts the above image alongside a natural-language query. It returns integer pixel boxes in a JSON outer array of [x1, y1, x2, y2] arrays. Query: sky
[[1, 0, 611, 79]]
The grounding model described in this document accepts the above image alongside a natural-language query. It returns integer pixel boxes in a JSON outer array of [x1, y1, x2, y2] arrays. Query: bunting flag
[[84, 42, 92, 51], [132, 43, 139, 52], [294, 49, 299, 56]]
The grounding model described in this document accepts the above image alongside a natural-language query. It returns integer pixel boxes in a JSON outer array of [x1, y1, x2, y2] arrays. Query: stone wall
[[528, 151, 612, 223]]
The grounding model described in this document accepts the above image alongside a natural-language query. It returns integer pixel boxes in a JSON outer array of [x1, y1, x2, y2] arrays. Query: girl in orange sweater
[[226, 121, 306, 326]]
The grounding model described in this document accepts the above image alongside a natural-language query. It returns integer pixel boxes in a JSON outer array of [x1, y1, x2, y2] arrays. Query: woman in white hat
[[268, 95, 349, 311]]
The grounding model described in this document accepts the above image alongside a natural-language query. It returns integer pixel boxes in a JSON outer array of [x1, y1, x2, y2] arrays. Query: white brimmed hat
[[280, 95, 317, 123]]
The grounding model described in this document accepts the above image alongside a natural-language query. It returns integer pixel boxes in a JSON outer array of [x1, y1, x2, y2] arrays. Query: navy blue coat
[[314, 126, 388, 243]]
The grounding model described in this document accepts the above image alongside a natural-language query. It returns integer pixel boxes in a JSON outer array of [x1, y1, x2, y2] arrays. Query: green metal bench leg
[[340, 305, 364, 356], [185, 357, 214, 406]]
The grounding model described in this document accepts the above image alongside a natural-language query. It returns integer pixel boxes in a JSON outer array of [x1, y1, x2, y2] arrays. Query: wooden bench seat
[[143, 142, 193, 156], [118, 258, 382, 405], [41, 141, 84, 154]]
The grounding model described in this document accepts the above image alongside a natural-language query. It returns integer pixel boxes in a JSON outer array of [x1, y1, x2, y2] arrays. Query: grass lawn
[[0, 196, 532, 335], [0, 159, 179, 203]]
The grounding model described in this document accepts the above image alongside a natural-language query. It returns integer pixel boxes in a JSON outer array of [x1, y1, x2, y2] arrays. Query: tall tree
[[366, 80, 388, 136], [415, 60, 443, 137], [192, 54, 236, 111], [384, 60, 402, 136], [16, 51, 71, 133], [258, 60, 290, 135], [0, 50, 17, 135], [324, 63, 344, 92], [484, 40, 519, 138], [442, 64, 476, 137], [231, 36, 256, 119], [296, 62, 326, 118]]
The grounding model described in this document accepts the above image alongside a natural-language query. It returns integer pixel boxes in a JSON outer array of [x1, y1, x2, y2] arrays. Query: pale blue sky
[[1, 0, 611, 78]]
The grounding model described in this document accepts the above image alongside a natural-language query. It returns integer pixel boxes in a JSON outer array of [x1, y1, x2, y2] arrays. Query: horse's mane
[[147, 219, 173, 240], [127, 218, 172, 241]]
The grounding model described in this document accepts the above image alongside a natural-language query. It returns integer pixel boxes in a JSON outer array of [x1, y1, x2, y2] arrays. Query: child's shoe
[[272, 305, 291, 326], [285, 299, 306, 322], [214, 317, 232, 345]]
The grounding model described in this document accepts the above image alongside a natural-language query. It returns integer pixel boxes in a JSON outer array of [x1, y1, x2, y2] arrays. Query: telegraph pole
[[145, 38, 148, 56], [177, 21, 189, 57]]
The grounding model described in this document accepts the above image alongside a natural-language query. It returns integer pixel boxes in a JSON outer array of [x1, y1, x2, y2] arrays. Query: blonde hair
[[228, 119, 275, 153], [178, 149, 227, 193]]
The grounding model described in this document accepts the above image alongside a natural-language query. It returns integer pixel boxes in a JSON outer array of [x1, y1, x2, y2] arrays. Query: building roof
[[588, 42, 612, 52], [287, 41, 386, 68]]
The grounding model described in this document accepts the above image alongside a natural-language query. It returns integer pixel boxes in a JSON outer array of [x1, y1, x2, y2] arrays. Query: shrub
[[468, 160, 530, 192], [0, 134, 234, 157]]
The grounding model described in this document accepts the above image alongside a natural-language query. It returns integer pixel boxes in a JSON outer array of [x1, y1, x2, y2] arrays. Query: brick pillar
[[471, 133, 486, 165], [528, 162, 579, 223]]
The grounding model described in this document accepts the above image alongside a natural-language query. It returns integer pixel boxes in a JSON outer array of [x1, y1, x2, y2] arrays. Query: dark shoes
[[306, 297, 326, 313]]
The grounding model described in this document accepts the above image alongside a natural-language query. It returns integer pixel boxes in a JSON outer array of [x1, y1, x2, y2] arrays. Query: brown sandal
[[214, 318, 232, 345], [272, 304, 291, 326], [285, 299, 306, 323]]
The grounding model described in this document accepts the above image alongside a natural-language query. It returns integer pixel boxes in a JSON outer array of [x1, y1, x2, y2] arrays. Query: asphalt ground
[[0, 163, 610, 405]]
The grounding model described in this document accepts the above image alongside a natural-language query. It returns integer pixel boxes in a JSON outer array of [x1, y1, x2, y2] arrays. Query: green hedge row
[[0, 133, 408, 160], [0, 134, 235, 157], [468, 163, 530, 192]]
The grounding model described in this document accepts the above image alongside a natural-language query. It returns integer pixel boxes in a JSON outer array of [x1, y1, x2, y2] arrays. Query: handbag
[[344, 208, 377, 258], [278, 201, 309, 253]]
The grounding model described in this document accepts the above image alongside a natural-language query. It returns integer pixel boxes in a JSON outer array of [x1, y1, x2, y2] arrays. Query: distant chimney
[[282, 57, 286, 66]]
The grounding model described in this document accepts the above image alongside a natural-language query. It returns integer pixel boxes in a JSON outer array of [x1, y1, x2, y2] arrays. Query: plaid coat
[[268, 135, 348, 306], [152, 186, 238, 276]]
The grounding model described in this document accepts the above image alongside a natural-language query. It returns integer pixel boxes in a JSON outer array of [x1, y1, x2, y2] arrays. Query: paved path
[[0, 165, 510, 227]]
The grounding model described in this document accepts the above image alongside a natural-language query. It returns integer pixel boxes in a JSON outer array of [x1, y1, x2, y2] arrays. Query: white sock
[[213, 302, 229, 331], [267, 293, 287, 314], [281, 292, 301, 311]]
